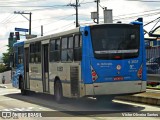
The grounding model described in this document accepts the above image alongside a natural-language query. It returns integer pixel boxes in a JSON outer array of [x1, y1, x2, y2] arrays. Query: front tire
[[54, 80, 63, 103]]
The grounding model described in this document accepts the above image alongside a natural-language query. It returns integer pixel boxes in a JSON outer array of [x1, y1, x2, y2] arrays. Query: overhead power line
[[0, 5, 68, 7], [0, 0, 50, 4], [113, 11, 160, 21], [32, 14, 75, 29], [43, 21, 74, 35], [0, 14, 13, 23]]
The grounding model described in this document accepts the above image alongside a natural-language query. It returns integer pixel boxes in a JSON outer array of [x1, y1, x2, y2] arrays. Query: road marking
[[0, 107, 34, 111], [0, 107, 48, 112]]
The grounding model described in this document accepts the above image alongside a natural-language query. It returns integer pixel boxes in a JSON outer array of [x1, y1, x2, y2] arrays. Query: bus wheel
[[54, 80, 63, 103], [20, 77, 27, 95]]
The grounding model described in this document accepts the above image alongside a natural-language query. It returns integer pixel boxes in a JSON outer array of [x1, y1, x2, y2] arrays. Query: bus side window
[[30, 43, 35, 63], [61, 37, 68, 62], [13, 47, 17, 67], [50, 39, 60, 62], [74, 35, 82, 61], [18, 46, 23, 64], [35, 42, 41, 63], [67, 36, 73, 62], [10, 53, 14, 68]]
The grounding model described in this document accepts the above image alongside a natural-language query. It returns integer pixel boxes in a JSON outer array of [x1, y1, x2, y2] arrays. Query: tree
[[1, 45, 12, 70], [0, 64, 6, 73]]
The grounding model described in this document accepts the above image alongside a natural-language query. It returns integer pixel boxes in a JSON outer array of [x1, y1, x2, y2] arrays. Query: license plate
[[114, 76, 124, 80]]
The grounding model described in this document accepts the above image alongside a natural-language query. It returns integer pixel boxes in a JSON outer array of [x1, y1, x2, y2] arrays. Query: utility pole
[[41, 25, 43, 36], [29, 12, 32, 35], [14, 11, 32, 35], [68, 0, 80, 27], [76, 0, 78, 27], [97, 0, 100, 24]]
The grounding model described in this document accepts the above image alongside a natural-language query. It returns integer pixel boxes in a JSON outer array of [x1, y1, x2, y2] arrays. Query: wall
[[0, 70, 11, 84]]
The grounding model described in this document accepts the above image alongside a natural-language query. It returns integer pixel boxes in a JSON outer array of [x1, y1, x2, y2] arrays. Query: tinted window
[[75, 35, 79, 47], [56, 40, 60, 50], [91, 24, 140, 59], [18, 46, 23, 64], [68, 36, 73, 48], [50, 40, 55, 51], [62, 37, 67, 49], [30, 42, 41, 63], [50, 39, 61, 62], [74, 35, 82, 61]]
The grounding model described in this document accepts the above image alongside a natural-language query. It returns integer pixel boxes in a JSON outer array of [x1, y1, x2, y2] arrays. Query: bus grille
[[70, 66, 79, 97]]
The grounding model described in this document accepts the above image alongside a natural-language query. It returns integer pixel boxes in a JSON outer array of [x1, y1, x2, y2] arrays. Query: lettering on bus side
[[57, 66, 63, 71]]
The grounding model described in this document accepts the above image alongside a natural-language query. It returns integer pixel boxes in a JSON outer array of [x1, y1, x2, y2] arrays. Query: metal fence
[[145, 46, 160, 74]]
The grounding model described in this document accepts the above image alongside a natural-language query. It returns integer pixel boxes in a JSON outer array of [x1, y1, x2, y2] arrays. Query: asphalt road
[[0, 84, 160, 120]]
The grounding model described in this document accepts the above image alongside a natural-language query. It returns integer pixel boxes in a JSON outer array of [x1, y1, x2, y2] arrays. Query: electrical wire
[[114, 8, 160, 18], [32, 14, 75, 29], [43, 21, 74, 35], [0, 5, 68, 7], [0, 14, 13, 23], [113, 11, 160, 21], [2, 15, 18, 24]]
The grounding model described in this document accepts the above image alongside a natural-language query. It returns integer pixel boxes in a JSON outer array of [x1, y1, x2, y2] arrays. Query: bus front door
[[42, 44, 49, 93], [24, 47, 30, 89]]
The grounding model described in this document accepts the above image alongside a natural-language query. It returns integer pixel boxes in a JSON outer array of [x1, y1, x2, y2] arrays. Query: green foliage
[[0, 64, 6, 73], [1, 45, 12, 70]]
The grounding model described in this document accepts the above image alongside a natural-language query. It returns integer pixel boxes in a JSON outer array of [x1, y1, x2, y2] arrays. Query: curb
[[115, 95, 160, 105], [147, 87, 160, 90]]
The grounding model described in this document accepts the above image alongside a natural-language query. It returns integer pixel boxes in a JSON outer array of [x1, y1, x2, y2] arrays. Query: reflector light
[[91, 66, 98, 82], [114, 56, 121, 59], [137, 65, 143, 79], [92, 72, 96, 76]]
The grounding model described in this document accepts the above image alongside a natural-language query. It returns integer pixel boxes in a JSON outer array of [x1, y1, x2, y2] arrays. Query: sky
[[0, 0, 160, 57]]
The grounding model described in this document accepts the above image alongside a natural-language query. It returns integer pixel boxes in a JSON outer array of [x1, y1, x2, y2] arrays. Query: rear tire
[[54, 80, 63, 103]]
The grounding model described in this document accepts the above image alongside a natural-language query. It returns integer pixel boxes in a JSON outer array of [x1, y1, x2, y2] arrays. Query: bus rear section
[[81, 22, 146, 97]]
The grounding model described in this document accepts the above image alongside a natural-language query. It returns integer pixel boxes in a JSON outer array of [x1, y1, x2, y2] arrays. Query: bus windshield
[[91, 24, 140, 59]]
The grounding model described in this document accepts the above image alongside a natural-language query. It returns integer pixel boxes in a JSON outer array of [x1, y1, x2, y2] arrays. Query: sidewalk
[[115, 89, 160, 105], [0, 84, 12, 89]]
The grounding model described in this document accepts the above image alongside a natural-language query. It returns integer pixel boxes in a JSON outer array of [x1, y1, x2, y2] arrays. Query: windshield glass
[[91, 24, 140, 59]]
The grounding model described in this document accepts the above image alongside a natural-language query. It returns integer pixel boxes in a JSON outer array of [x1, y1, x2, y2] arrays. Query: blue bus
[[11, 19, 146, 102], [11, 41, 24, 92]]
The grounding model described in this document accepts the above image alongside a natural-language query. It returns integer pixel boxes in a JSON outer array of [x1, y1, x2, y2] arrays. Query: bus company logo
[[1, 112, 12, 119]]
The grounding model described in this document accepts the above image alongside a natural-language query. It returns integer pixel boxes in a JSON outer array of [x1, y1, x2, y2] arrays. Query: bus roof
[[25, 27, 80, 44]]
